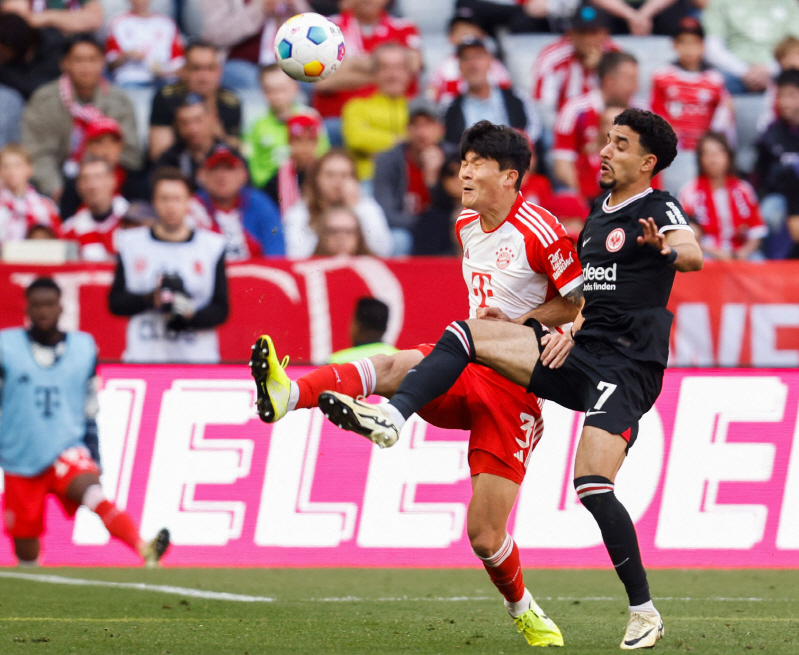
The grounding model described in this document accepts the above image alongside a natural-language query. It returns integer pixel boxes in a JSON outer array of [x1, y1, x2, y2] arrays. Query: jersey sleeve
[[527, 234, 584, 297], [649, 195, 694, 234]]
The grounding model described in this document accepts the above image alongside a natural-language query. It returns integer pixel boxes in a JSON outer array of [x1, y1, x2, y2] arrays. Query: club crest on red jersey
[[495, 246, 513, 270], [606, 228, 625, 252]]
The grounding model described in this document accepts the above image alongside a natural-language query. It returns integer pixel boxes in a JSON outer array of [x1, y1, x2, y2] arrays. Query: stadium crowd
[[0, 0, 798, 359]]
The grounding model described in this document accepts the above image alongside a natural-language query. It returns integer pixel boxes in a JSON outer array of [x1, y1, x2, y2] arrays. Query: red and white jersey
[[314, 10, 421, 118], [0, 186, 59, 243], [650, 64, 734, 151], [187, 196, 262, 261], [678, 176, 767, 252], [427, 53, 512, 107], [455, 194, 583, 320], [105, 13, 185, 85], [553, 89, 604, 200], [60, 196, 130, 261], [531, 36, 620, 114]]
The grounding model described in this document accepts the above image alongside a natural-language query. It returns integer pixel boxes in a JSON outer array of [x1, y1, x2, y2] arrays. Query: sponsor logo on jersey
[[495, 247, 513, 270], [606, 228, 625, 252], [666, 202, 688, 226], [583, 262, 617, 291], [548, 248, 574, 280]]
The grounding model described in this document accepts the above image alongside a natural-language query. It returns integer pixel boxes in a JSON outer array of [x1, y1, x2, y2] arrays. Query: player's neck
[[607, 179, 652, 207], [479, 192, 517, 230], [28, 326, 65, 347]]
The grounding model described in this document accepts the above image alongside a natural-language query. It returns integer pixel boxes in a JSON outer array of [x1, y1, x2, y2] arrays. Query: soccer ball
[[274, 13, 346, 83]]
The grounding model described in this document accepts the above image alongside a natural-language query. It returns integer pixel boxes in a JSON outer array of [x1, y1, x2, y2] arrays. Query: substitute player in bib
[[324, 109, 703, 650], [250, 122, 584, 647], [0, 278, 170, 567]]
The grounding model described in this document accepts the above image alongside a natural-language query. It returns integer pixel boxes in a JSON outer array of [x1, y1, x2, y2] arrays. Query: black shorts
[[525, 322, 664, 450]]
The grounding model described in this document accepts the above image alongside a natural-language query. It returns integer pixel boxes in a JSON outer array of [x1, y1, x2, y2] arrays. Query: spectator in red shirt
[[532, 4, 618, 121], [373, 97, 446, 255], [520, 144, 553, 207], [313, 0, 421, 146], [553, 49, 637, 200], [0, 144, 60, 245], [541, 191, 589, 243], [427, 8, 512, 109], [678, 132, 766, 261], [651, 17, 734, 195], [60, 155, 129, 261]]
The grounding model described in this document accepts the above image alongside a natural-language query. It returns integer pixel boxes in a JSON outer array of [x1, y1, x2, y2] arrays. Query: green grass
[[0, 568, 796, 654]]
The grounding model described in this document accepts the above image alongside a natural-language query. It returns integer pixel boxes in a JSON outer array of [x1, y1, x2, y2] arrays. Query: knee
[[370, 354, 393, 378], [468, 525, 505, 559]]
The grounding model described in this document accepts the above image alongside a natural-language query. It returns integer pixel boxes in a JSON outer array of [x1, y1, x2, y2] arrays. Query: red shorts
[[3, 446, 100, 539], [412, 344, 543, 485]]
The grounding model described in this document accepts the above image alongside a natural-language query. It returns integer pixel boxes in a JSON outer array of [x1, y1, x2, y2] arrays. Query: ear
[[641, 152, 657, 176], [506, 168, 519, 189]]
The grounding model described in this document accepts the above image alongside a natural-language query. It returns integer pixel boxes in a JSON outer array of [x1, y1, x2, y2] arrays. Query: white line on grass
[[1, 572, 796, 605], [0, 571, 275, 603]]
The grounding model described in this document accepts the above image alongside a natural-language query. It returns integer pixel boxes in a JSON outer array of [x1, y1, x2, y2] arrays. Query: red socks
[[95, 500, 144, 552], [478, 534, 526, 604], [295, 361, 374, 410]]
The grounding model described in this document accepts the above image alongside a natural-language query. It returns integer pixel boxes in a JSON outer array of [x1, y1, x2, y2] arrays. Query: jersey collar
[[480, 192, 525, 233], [602, 187, 653, 213]]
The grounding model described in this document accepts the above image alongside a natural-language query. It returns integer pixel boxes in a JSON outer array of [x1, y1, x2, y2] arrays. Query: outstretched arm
[[638, 217, 703, 272]]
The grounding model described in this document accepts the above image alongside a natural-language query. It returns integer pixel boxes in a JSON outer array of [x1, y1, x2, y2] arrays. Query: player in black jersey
[[321, 108, 702, 650]]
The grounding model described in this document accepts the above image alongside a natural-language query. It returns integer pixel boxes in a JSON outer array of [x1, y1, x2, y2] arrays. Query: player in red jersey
[[250, 122, 584, 647]]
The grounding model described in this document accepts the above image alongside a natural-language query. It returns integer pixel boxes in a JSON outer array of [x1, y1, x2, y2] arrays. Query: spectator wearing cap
[[373, 98, 447, 256], [60, 155, 130, 261], [192, 145, 284, 260], [651, 17, 734, 195], [0, 144, 60, 246], [329, 297, 398, 364], [105, 0, 185, 89], [109, 167, 229, 363], [149, 41, 242, 163], [531, 4, 619, 124], [591, 0, 698, 36], [200, 0, 311, 91], [60, 116, 150, 219], [444, 37, 541, 147], [427, 9, 512, 110], [702, 0, 799, 95], [264, 112, 324, 215], [20, 33, 140, 204], [3, 0, 102, 36], [553, 50, 638, 201], [342, 43, 414, 182], [314, 0, 421, 147], [246, 64, 330, 194], [155, 95, 234, 190]]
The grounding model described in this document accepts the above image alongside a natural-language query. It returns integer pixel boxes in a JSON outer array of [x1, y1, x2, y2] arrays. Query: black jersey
[[576, 187, 693, 367]]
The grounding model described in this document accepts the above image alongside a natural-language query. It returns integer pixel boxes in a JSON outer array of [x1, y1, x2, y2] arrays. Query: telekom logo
[[471, 272, 493, 308]]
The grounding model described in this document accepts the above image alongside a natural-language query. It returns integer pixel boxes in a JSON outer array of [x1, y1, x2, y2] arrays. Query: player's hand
[[637, 217, 670, 256], [476, 306, 512, 322], [540, 330, 573, 369]]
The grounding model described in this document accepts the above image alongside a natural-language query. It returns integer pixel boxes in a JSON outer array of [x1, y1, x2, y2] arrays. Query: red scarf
[[695, 176, 755, 249], [59, 74, 110, 167]]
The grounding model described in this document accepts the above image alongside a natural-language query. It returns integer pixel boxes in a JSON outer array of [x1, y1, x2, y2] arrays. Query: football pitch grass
[[0, 568, 797, 654]]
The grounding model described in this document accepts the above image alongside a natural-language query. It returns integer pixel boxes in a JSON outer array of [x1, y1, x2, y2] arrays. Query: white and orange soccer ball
[[274, 13, 346, 83]]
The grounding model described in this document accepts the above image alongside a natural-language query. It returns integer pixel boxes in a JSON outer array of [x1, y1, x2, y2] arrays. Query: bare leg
[[14, 538, 40, 563], [468, 473, 519, 558], [371, 350, 424, 397], [467, 319, 541, 388], [573, 426, 627, 480]]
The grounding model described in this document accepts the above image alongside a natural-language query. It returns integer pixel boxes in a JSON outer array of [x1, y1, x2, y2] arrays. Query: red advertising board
[[2, 260, 799, 366], [1, 365, 797, 568]]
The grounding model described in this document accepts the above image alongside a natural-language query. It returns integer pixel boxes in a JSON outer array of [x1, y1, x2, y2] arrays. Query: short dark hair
[[776, 68, 799, 90], [355, 298, 390, 334], [63, 33, 103, 58], [185, 39, 219, 59], [614, 108, 678, 176], [597, 50, 637, 80], [151, 167, 192, 197], [459, 121, 531, 192], [26, 277, 61, 297]]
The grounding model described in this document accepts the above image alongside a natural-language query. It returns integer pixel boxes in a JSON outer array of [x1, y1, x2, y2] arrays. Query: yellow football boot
[[249, 335, 291, 423], [512, 597, 564, 647]]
